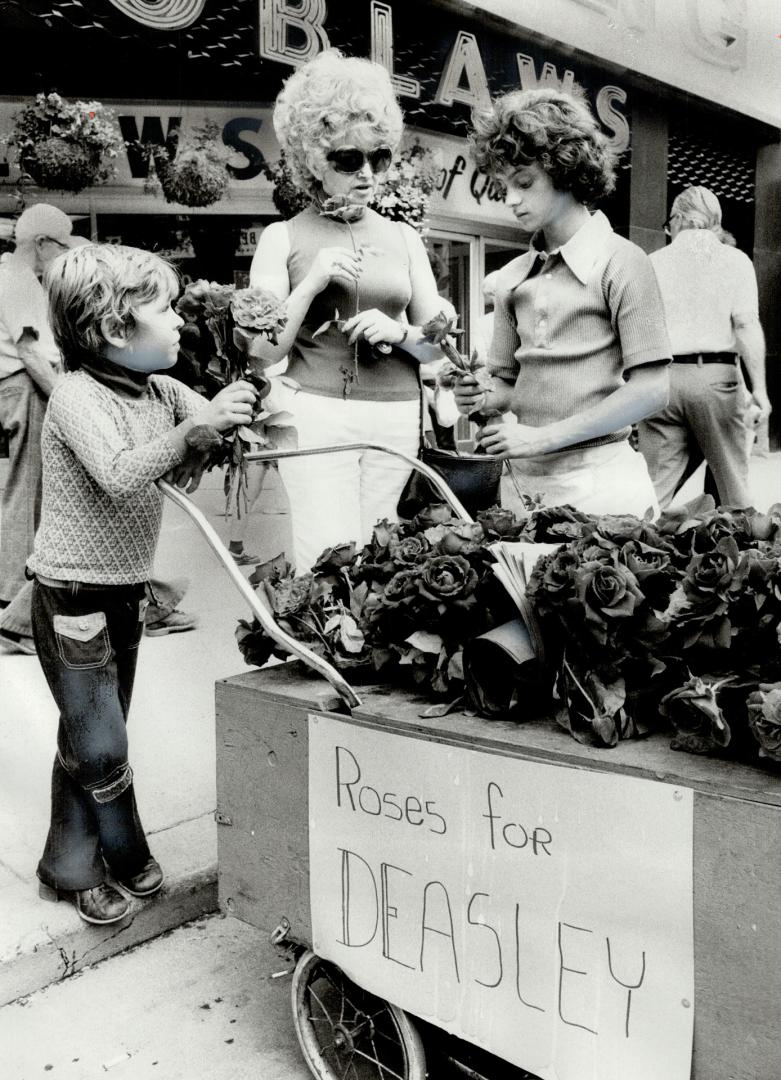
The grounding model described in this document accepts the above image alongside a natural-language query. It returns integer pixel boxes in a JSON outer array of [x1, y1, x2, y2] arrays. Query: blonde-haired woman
[[251, 49, 451, 572]]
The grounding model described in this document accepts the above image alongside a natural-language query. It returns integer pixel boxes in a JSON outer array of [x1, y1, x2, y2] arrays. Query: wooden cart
[[162, 449, 781, 1080]]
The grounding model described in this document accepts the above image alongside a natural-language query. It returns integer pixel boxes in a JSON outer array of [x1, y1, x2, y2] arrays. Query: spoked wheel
[[291, 950, 426, 1080]]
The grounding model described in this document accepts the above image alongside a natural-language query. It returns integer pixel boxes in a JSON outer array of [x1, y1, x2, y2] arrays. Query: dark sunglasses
[[326, 145, 393, 175]]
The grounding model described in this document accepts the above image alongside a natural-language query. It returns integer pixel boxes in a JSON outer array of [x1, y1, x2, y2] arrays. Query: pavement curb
[[0, 816, 218, 1007]]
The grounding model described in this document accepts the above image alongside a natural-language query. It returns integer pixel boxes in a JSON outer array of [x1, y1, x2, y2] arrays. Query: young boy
[[456, 87, 672, 517], [29, 244, 256, 925]]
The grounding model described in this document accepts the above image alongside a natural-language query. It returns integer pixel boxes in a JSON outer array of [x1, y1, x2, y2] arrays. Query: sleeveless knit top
[[285, 205, 418, 402]]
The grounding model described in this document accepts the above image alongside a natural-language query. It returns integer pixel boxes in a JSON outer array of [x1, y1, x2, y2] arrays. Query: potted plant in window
[[9, 92, 123, 193]]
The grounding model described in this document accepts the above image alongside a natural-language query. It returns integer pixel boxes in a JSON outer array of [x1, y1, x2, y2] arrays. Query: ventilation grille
[[668, 129, 755, 204]]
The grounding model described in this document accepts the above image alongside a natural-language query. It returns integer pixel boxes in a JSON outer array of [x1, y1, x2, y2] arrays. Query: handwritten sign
[[309, 715, 694, 1080]]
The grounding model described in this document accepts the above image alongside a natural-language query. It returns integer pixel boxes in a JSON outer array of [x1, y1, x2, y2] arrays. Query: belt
[[35, 574, 143, 592], [672, 352, 738, 365]]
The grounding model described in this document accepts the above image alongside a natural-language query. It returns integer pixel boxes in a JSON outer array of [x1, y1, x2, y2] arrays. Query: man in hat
[[636, 185, 769, 509], [0, 204, 85, 653], [0, 206, 198, 652]]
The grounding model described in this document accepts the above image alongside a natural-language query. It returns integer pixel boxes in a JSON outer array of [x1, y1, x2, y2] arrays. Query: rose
[[619, 540, 672, 580], [436, 522, 486, 556], [270, 573, 314, 618], [419, 555, 478, 603], [413, 504, 455, 529], [389, 534, 431, 566], [381, 570, 420, 608], [312, 542, 357, 574], [420, 310, 463, 348], [575, 559, 644, 645], [477, 507, 526, 539], [231, 287, 288, 344], [746, 684, 781, 762], [682, 536, 739, 605], [660, 675, 732, 754], [319, 194, 365, 223], [595, 514, 648, 544], [527, 548, 580, 605], [529, 505, 595, 543]]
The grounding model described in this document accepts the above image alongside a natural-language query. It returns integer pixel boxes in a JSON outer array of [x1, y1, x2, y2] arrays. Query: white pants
[[278, 390, 419, 572], [503, 440, 659, 519]]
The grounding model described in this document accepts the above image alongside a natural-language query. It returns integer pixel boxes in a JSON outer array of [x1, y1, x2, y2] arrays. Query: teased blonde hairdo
[[273, 49, 403, 198], [671, 185, 722, 233], [45, 243, 179, 368]]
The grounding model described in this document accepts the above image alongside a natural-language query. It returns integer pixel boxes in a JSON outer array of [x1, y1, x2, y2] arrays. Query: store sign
[[255, 1, 631, 152], [475, 0, 780, 128], [309, 715, 695, 1080]]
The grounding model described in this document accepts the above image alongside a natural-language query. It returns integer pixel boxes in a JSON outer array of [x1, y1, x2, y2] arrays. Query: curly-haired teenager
[[30, 244, 256, 924], [250, 49, 452, 571], [455, 88, 671, 516]]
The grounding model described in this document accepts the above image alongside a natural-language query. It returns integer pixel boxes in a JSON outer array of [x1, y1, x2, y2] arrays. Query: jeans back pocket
[[53, 611, 111, 670]]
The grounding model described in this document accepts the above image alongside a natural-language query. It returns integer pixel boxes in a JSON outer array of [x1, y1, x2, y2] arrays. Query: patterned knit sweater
[[28, 370, 205, 584]]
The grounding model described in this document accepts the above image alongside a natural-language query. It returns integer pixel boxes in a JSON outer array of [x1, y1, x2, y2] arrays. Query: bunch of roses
[[526, 493, 781, 761], [174, 280, 293, 515], [236, 504, 509, 698]]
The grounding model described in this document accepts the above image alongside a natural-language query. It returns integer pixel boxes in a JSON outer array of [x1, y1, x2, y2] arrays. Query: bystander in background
[[0, 204, 83, 654], [636, 185, 769, 509]]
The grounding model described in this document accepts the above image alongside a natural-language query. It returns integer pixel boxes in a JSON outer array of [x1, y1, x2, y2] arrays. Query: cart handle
[[158, 479, 363, 710], [243, 442, 474, 524], [158, 443, 473, 713]]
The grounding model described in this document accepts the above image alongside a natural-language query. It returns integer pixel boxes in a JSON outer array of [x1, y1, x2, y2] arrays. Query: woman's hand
[[341, 309, 407, 347], [194, 380, 257, 432], [453, 372, 486, 416], [304, 246, 364, 294], [478, 421, 545, 459]]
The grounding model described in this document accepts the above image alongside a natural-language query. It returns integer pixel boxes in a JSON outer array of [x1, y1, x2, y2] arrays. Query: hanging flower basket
[[140, 120, 232, 209], [156, 149, 229, 207], [22, 139, 102, 193], [10, 93, 122, 194]]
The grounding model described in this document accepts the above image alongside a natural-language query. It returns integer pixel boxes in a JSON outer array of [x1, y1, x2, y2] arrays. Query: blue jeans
[[33, 579, 152, 891]]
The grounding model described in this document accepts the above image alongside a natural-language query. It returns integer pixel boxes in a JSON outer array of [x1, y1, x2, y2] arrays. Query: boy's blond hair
[[45, 243, 179, 368]]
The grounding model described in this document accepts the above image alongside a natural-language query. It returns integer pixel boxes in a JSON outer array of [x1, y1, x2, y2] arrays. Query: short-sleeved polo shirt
[[489, 210, 671, 448], [649, 228, 759, 354]]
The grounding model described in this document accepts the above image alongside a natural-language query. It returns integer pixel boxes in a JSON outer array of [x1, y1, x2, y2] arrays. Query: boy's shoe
[[38, 879, 130, 925], [116, 857, 164, 898], [230, 549, 261, 566], [144, 609, 198, 637], [0, 628, 36, 655]]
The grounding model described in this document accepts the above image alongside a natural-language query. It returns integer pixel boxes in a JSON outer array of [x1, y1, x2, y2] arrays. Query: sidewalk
[[0, 462, 292, 1007], [0, 450, 778, 1008]]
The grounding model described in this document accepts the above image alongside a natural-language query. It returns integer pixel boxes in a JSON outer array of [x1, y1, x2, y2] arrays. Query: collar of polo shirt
[[514, 210, 614, 288]]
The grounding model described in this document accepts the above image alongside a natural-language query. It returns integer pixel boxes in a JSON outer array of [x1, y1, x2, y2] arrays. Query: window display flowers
[[8, 92, 123, 193], [371, 141, 441, 233]]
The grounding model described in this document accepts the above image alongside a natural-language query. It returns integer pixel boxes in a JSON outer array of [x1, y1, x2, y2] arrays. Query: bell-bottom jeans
[[32, 578, 152, 891]]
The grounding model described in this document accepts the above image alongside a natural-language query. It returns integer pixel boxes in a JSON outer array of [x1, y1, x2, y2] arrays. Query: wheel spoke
[[321, 963, 365, 1019], [370, 1029, 398, 1080], [308, 985, 337, 1029], [350, 1043, 407, 1080]]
